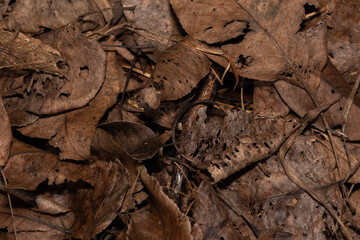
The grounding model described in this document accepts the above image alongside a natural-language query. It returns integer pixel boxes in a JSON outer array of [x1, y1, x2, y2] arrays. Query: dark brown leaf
[[92, 121, 169, 161], [18, 52, 122, 160], [180, 108, 299, 182], [275, 61, 360, 140], [193, 181, 241, 240], [0, 207, 73, 239], [2, 0, 91, 34], [140, 40, 211, 108], [140, 168, 192, 240], [122, 0, 182, 60], [0, 95, 11, 166], [127, 201, 164, 240]]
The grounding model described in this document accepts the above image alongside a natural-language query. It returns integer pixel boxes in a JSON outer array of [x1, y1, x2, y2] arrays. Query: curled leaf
[[92, 121, 169, 161]]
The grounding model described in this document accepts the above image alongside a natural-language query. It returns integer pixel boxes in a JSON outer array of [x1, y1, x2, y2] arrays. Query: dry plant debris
[[0, 0, 359, 239]]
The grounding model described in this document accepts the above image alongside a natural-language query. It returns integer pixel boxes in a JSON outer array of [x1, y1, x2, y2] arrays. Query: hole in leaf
[[303, 3, 318, 15], [79, 66, 89, 79]]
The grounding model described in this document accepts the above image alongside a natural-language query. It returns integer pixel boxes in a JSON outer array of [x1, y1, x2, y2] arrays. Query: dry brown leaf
[[327, 0, 360, 82], [23, 25, 106, 115], [315, 136, 360, 184], [3, 148, 129, 239], [171, 0, 327, 88], [150, 101, 185, 128], [92, 121, 169, 161], [0, 95, 11, 166], [18, 52, 122, 160], [140, 40, 210, 108], [0, 207, 73, 240], [180, 108, 299, 182], [253, 83, 290, 117], [10, 138, 42, 155], [140, 168, 192, 240], [3, 152, 92, 190], [349, 190, 360, 230], [0, 28, 63, 75], [0, 0, 10, 15], [276, 97, 352, 239], [105, 50, 145, 93], [122, 0, 182, 60], [220, 140, 341, 240], [276, 60, 360, 140], [127, 201, 164, 240], [2, 0, 91, 34], [192, 181, 241, 240], [33, 194, 72, 215], [71, 160, 129, 239], [169, 0, 248, 44], [92, 0, 113, 23], [2, 96, 39, 127]]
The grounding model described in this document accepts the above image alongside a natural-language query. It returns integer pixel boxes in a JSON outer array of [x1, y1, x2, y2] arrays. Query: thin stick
[[0, 169, 18, 240], [278, 97, 352, 240], [101, 44, 154, 49], [0, 29, 19, 55], [119, 49, 139, 120]]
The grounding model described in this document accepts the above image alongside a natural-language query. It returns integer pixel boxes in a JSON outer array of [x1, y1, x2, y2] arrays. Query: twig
[[277, 97, 352, 240], [233, 0, 341, 172], [216, 189, 260, 238], [0, 29, 19, 55], [119, 49, 139, 120], [170, 69, 220, 207], [101, 44, 154, 49], [0, 169, 17, 240], [0, 211, 71, 234], [78, 7, 135, 20]]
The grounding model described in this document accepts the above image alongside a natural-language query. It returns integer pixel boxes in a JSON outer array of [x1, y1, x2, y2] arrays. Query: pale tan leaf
[[0, 28, 62, 75]]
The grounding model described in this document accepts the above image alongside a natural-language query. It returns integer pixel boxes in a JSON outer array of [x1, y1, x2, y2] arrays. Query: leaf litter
[[0, 0, 359, 239]]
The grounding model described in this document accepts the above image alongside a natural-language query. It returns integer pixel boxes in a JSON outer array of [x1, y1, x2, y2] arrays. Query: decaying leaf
[[2, 0, 91, 34], [122, 0, 181, 60], [140, 168, 192, 240], [17, 50, 121, 160], [220, 135, 342, 239], [0, 95, 11, 166], [327, 0, 360, 82], [92, 121, 169, 161], [171, 0, 327, 87], [2, 96, 39, 127], [141, 40, 211, 108], [276, 60, 360, 140], [3, 151, 90, 189], [71, 160, 129, 239], [127, 200, 164, 240], [24, 25, 106, 115], [193, 181, 241, 240], [2, 147, 129, 239], [180, 108, 299, 182], [105, 50, 145, 93], [0, 207, 74, 240], [0, 28, 63, 75], [169, 0, 248, 44], [0, 0, 10, 15], [0, 0, 358, 239], [253, 83, 290, 117], [315, 135, 360, 184]]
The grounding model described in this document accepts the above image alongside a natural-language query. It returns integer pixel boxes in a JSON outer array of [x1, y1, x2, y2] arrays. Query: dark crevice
[[207, 23, 251, 47]]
